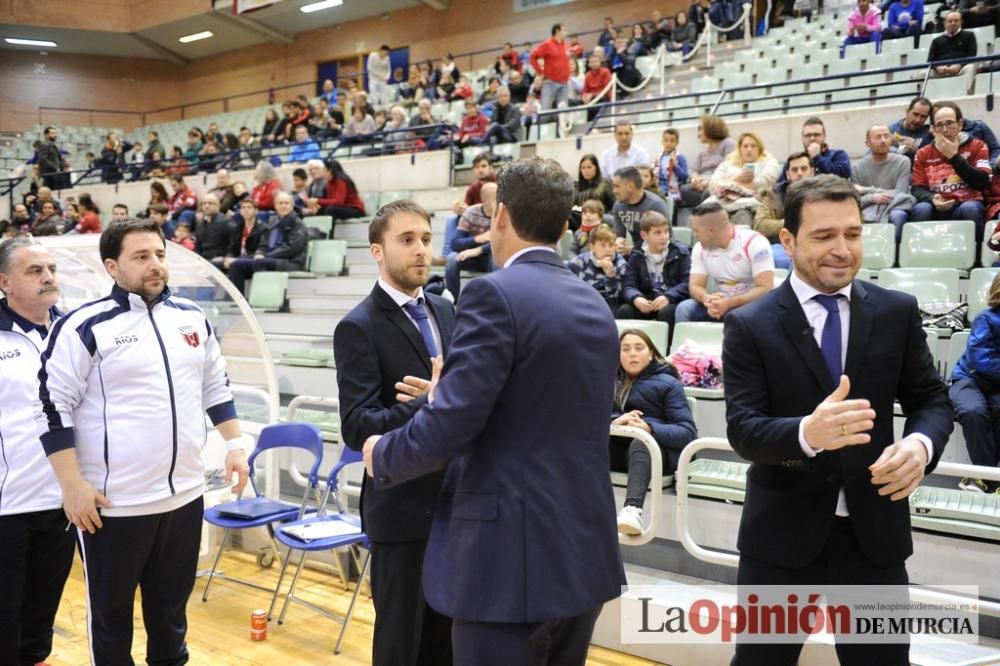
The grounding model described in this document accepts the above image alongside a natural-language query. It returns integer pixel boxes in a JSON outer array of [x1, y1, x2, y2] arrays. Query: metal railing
[[613, 424, 664, 546]]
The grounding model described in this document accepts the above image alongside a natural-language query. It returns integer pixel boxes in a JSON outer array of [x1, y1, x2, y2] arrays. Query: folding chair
[[201, 422, 326, 602], [272, 445, 371, 655]]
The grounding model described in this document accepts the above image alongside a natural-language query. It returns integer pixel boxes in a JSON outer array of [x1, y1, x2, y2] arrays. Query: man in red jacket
[[530, 23, 571, 113], [911, 101, 991, 241]]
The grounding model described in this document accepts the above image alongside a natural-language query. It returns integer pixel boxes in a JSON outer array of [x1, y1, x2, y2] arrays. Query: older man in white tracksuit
[[38, 218, 250, 665]]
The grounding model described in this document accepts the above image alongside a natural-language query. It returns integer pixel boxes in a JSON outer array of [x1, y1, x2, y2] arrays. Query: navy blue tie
[[813, 294, 844, 384], [402, 299, 439, 358]]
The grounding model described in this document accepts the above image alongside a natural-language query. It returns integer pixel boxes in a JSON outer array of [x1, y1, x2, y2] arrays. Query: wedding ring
[[841, 424, 847, 436]]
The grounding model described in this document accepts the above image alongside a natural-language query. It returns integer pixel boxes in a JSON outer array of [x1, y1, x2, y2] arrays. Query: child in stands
[[172, 222, 195, 251], [566, 224, 627, 311], [570, 199, 606, 255]]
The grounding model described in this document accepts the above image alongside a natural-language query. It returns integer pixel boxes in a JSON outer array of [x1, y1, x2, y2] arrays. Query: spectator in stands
[[72, 194, 102, 234], [344, 105, 376, 143], [289, 124, 322, 163], [567, 33, 585, 58], [435, 72, 456, 102], [852, 124, 915, 240], [384, 105, 411, 143], [628, 24, 649, 57], [226, 192, 308, 294], [610, 35, 642, 93], [950, 111, 1000, 164], [675, 201, 775, 323], [311, 159, 366, 229], [111, 204, 128, 224], [210, 169, 234, 211], [194, 195, 233, 263], [126, 142, 145, 180], [374, 110, 389, 133], [27, 187, 60, 218], [786, 117, 852, 180], [197, 134, 223, 170], [319, 78, 338, 106], [11, 204, 33, 232], [570, 199, 607, 255], [707, 131, 781, 226], [508, 69, 531, 103], [567, 223, 628, 311], [499, 42, 521, 73], [567, 59, 585, 104], [148, 203, 168, 232], [680, 115, 736, 208], [638, 166, 659, 195], [261, 109, 281, 145], [668, 12, 698, 54], [183, 128, 203, 167], [455, 100, 489, 149], [842, 0, 883, 55], [291, 168, 309, 213], [171, 222, 195, 251], [98, 134, 127, 183], [446, 182, 496, 299], [204, 122, 222, 146], [452, 75, 474, 101], [612, 329, 697, 535], [167, 174, 197, 236], [477, 77, 502, 107], [481, 87, 522, 148], [440, 53, 460, 83], [654, 128, 690, 206], [251, 161, 282, 217], [884, 0, 924, 39], [145, 131, 165, 163], [756, 151, 814, 268], [520, 92, 540, 135], [443, 153, 496, 258], [37, 126, 65, 190], [911, 101, 992, 238], [612, 166, 672, 248], [212, 198, 258, 275], [582, 54, 612, 121], [531, 24, 572, 112], [397, 65, 419, 104], [598, 17, 617, 50], [286, 98, 313, 141], [615, 210, 691, 328], [601, 120, 651, 181], [948, 271, 1000, 493], [367, 45, 393, 108], [889, 96, 933, 161], [929, 11, 978, 93], [146, 180, 169, 217], [690, 0, 710, 33], [31, 200, 62, 236]]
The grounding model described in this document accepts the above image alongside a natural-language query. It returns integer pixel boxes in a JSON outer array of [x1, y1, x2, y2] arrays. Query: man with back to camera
[[37, 218, 250, 664], [334, 199, 456, 666], [723, 175, 953, 665], [0, 238, 75, 666], [361, 158, 626, 665]]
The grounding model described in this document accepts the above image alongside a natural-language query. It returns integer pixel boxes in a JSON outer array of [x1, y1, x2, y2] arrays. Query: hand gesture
[[869, 437, 929, 501], [934, 133, 959, 159], [62, 477, 113, 534], [802, 376, 876, 451], [457, 247, 482, 262], [633, 297, 654, 314], [363, 435, 380, 478], [224, 449, 250, 495], [650, 295, 669, 311]]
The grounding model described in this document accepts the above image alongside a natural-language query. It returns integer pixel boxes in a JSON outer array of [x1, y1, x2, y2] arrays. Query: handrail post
[[706, 24, 714, 68], [743, 2, 753, 47], [612, 424, 663, 546]]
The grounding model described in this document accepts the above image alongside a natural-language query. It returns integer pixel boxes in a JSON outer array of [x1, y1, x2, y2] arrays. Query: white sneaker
[[617, 506, 643, 535]]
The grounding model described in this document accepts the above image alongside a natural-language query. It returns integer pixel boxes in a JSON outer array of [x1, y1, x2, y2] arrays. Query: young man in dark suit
[[723, 175, 954, 665], [362, 158, 626, 665], [333, 200, 456, 666]]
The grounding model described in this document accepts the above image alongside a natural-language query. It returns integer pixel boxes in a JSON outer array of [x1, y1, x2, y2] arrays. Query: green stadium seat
[[945, 330, 969, 379], [899, 220, 976, 272], [302, 215, 333, 238], [280, 349, 334, 367], [360, 191, 380, 215], [923, 75, 970, 100], [861, 223, 895, 270], [686, 458, 748, 503], [672, 226, 693, 246], [308, 239, 347, 275], [557, 229, 574, 260], [967, 268, 1000, 322], [982, 238, 999, 268], [877, 268, 961, 304], [378, 190, 413, 207], [616, 320, 669, 356], [247, 271, 288, 312], [909, 486, 1000, 541], [670, 322, 724, 355]]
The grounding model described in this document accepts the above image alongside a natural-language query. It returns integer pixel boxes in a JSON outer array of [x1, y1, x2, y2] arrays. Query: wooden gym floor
[[49, 550, 661, 665]]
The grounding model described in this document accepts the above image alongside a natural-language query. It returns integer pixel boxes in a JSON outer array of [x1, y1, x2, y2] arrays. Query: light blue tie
[[402, 299, 438, 358]]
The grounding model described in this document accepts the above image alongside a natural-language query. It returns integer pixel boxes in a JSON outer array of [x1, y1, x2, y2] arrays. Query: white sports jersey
[[0, 300, 63, 515], [37, 285, 235, 517], [690, 226, 774, 297]]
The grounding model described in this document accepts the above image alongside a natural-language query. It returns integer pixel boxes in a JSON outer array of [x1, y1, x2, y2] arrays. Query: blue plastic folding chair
[[201, 422, 325, 603], [272, 445, 371, 655]]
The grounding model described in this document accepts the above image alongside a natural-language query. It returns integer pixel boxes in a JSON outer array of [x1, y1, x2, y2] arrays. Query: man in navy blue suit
[[723, 175, 953, 665], [362, 157, 626, 665], [334, 200, 456, 666]]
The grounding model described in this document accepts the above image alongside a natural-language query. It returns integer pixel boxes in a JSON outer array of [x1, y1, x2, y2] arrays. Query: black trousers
[[0, 508, 75, 665], [451, 605, 602, 666], [732, 517, 910, 666], [370, 540, 453, 666], [78, 497, 203, 666]]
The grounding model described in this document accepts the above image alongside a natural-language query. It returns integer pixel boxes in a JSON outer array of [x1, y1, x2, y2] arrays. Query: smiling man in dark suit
[[723, 175, 953, 665], [334, 199, 456, 666], [361, 158, 626, 666]]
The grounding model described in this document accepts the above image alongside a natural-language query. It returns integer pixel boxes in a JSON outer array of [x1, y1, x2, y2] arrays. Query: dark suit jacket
[[334, 284, 456, 543], [372, 249, 626, 623], [723, 278, 953, 569]]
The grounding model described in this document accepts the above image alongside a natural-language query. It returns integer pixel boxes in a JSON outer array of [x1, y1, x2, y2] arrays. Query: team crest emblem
[[179, 326, 200, 348]]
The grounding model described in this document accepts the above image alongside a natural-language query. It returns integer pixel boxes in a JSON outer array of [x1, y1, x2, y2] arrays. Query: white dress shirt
[[788, 271, 932, 517], [502, 245, 558, 268], [378, 278, 442, 355]]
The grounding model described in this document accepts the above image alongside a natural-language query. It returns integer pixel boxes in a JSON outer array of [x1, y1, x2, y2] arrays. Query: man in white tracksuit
[[367, 44, 393, 109], [38, 218, 250, 665], [0, 237, 75, 666]]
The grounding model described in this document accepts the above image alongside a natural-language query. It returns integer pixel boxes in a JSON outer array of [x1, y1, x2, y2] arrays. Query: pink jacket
[[847, 7, 881, 35]]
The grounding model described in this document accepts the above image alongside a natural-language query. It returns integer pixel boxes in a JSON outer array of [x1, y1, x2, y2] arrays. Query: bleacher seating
[[899, 220, 977, 273], [248, 271, 289, 312], [878, 267, 962, 304], [967, 268, 1000, 322]]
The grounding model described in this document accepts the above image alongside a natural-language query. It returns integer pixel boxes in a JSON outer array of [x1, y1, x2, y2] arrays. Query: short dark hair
[[783, 174, 861, 237], [932, 100, 963, 123], [380, 44, 390, 51], [551, 23, 564, 36], [369, 199, 432, 245], [786, 150, 812, 167], [691, 200, 726, 219], [100, 218, 165, 262], [292, 168, 307, 180], [803, 116, 825, 128], [663, 128, 679, 140], [472, 152, 494, 167], [148, 130, 159, 138], [495, 157, 574, 244], [640, 210, 670, 233], [614, 166, 643, 189], [908, 96, 932, 111], [44, 126, 55, 135], [149, 203, 169, 216], [112, 203, 128, 213]]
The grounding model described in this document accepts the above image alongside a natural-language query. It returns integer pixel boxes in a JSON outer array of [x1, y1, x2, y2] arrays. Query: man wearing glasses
[[911, 101, 992, 241]]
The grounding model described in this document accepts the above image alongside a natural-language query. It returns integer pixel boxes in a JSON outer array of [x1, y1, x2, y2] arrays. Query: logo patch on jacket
[[179, 326, 200, 348]]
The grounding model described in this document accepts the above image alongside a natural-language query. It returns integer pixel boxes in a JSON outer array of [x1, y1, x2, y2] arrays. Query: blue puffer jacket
[[952, 308, 1000, 391], [613, 362, 698, 472]]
